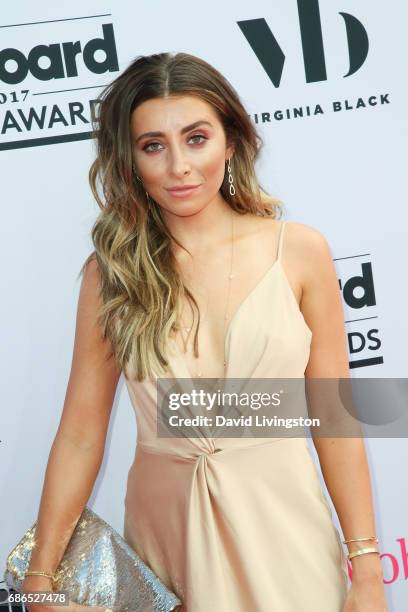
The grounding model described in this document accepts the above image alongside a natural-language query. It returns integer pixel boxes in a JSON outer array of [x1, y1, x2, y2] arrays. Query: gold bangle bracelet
[[343, 536, 378, 544], [25, 570, 56, 581], [348, 547, 380, 561]]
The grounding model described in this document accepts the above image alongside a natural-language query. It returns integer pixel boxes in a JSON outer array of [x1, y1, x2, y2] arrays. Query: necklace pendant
[[229, 274, 234, 279]]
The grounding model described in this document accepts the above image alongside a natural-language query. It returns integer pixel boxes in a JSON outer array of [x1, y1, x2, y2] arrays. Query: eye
[[188, 133, 207, 145], [142, 141, 163, 153], [143, 134, 208, 153]]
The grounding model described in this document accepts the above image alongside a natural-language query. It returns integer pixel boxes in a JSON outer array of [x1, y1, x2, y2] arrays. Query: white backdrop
[[0, 1, 406, 609]]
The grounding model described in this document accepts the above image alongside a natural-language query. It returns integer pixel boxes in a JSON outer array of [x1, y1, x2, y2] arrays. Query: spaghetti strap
[[276, 220, 286, 262]]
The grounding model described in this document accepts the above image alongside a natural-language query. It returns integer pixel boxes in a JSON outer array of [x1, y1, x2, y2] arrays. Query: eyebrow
[[134, 120, 213, 144]]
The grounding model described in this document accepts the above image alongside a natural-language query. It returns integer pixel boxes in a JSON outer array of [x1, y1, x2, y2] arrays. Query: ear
[[225, 143, 235, 161]]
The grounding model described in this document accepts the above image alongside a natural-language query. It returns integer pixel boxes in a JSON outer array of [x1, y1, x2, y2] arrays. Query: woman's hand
[[342, 575, 388, 612], [22, 575, 108, 612]]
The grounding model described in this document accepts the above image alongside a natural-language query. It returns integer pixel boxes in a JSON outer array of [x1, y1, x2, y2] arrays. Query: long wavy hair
[[78, 52, 283, 381]]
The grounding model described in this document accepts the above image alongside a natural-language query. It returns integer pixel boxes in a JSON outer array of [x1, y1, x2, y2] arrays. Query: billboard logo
[[338, 259, 383, 369], [0, 15, 119, 150], [0, 23, 118, 85]]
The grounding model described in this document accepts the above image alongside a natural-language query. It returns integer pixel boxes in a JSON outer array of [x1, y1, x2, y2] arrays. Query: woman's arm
[[297, 224, 385, 585], [23, 257, 121, 590]]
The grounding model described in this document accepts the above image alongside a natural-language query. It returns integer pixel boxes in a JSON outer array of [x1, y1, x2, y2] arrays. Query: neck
[[162, 192, 236, 258]]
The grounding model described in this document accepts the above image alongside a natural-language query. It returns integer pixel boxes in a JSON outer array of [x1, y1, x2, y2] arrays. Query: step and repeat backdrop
[[0, 1, 406, 609]]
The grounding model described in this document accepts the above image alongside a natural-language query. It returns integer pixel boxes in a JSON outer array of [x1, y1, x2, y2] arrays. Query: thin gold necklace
[[180, 210, 234, 379]]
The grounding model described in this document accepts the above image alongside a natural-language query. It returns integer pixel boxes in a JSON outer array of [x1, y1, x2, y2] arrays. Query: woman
[[23, 52, 387, 611]]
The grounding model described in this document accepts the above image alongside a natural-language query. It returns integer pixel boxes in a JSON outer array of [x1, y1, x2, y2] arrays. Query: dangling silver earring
[[227, 157, 236, 196]]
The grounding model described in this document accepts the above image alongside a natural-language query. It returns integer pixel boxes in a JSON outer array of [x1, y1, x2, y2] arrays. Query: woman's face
[[130, 95, 234, 217]]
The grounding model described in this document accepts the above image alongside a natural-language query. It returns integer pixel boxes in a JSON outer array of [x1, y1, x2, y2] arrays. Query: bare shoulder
[[283, 221, 334, 284], [284, 220, 331, 255], [236, 216, 334, 302], [78, 255, 106, 315], [249, 216, 329, 251], [81, 254, 102, 290]]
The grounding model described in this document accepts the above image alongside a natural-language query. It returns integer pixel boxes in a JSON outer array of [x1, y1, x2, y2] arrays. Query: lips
[[166, 185, 200, 191], [166, 185, 201, 198]]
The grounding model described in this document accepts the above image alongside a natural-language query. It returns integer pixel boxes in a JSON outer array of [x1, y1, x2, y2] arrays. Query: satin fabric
[[122, 221, 349, 611]]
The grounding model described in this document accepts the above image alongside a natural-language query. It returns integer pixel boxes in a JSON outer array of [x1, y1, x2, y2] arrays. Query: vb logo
[[237, 0, 369, 86]]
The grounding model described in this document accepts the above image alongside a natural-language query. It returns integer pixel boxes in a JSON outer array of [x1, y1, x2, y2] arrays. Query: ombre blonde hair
[[79, 52, 283, 381]]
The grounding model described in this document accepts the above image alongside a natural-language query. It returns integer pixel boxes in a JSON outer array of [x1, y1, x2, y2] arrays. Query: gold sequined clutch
[[4, 505, 182, 611]]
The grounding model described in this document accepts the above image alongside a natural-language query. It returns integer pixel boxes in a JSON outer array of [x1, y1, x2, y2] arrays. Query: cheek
[[134, 155, 164, 183], [198, 149, 227, 183]]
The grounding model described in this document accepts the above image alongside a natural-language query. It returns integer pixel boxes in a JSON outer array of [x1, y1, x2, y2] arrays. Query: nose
[[168, 145, 191, 177]]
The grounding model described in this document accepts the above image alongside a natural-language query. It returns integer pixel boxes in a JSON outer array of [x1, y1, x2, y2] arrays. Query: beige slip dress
[[122, 219, 349, 611]]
